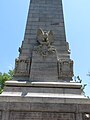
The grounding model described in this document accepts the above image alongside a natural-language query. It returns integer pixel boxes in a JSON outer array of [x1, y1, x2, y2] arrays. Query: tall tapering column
[[14, 0, 73, 81]]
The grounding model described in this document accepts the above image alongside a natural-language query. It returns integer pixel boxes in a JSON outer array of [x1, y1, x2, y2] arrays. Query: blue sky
[[0, 0, 90, 96]]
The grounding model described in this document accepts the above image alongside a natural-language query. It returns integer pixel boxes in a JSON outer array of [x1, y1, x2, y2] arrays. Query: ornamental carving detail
[[14, 58, 30, 76], [35, 28, 56, 57], [58, 59, 74, 80]]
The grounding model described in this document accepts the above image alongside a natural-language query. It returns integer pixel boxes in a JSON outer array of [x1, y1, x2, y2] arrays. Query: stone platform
[[0, 81, 90, 120], [3, 81, 83, 95]]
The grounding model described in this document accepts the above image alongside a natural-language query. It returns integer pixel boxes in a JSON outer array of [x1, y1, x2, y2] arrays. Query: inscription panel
[[9, 111, 75, 120]]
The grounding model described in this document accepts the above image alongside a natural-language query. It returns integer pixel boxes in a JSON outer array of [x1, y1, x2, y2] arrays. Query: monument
[[0, 0, 90, 120]]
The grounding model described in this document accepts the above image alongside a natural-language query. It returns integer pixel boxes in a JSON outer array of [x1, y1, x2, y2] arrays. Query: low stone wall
[[0, 100, 90, 120]]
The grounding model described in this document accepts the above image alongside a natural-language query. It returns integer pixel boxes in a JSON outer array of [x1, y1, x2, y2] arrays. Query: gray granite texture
[[0, 0, 90, 119], [14, 0, 73, 81], [21, 0, 69, 58], [0, 98, 90, 120], [30, 51, 58, 82], [0, 81, 90, 120]]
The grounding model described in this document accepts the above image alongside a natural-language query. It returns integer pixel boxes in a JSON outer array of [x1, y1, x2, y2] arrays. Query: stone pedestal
[[0, 81, 90, 120]]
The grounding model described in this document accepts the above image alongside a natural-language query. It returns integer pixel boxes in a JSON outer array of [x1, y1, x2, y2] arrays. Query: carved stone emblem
[[58, 59, 74, 80], [35, 28, 56, 57], [14, 58, 30, 77]]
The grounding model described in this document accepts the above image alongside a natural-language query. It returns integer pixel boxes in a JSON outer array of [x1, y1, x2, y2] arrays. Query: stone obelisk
[[0, 0, 90, 120], [14, 0, 73, 82]]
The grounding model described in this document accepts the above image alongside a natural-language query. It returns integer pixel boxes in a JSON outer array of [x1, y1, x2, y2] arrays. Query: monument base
[[0, 81, 90, 120], [3, 80, 83, 96]]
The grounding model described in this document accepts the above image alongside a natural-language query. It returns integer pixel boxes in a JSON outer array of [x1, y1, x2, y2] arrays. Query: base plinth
[[0, 81, 90, 120]]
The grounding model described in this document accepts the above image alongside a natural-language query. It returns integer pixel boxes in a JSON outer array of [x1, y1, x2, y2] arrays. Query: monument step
[[0, 92, 86, 100], [5, 81, 82, 88], [3, 81, 83, 95]]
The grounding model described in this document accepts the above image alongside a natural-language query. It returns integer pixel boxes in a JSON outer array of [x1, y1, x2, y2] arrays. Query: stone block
[[8, 111, 75, 120], [21, 49, 30, 54], [0, 111, 2, 119], [30, 50, 58, 82], [58, 59, 74, 80], [22, 44, 31, 49], [14, 58, 30, 77], [78, 104, 90, 112]]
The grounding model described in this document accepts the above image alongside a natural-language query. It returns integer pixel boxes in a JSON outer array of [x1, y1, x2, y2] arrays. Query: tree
[[0, 70, 14, 93]]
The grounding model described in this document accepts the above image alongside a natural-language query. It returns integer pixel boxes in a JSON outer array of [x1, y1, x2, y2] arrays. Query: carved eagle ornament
[[37, 28, 54, 45]]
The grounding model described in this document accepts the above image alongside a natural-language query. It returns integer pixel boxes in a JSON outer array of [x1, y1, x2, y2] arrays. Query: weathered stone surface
[[0, 0, 90, 120], [13, 0, 73, 80], [4, 81, 83, 95], [9, 111, 75, 120], [0, 100, 90, 120], [0, 111, 2, 120], [58, 59, 74, 80], [14, 59, 30, 77], [30, 51, 58, 81]]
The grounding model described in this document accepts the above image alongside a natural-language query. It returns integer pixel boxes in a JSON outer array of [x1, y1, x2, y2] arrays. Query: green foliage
[[74, 76, 82, 83], [74, 75, 88, 97], [0, 70, 14, 93]]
